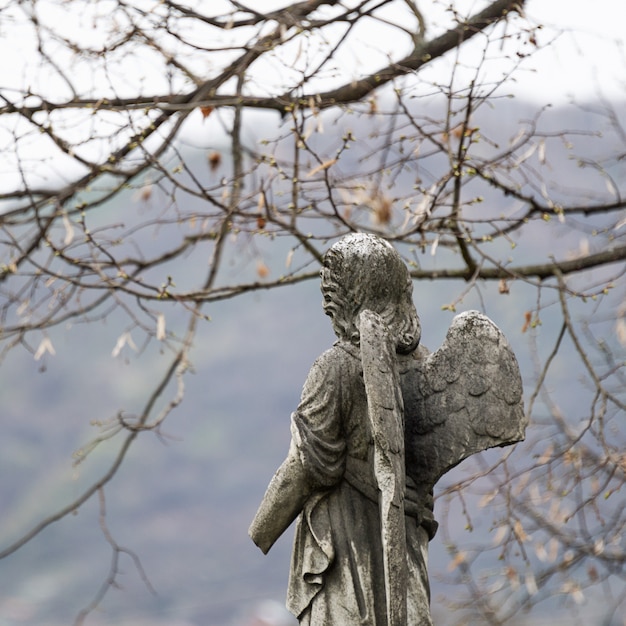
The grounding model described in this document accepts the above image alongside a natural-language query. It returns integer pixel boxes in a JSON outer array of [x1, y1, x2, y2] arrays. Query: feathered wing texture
[[402, 311, 527, 498]]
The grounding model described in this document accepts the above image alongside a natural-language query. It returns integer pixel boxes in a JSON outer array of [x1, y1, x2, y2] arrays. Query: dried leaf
[[548, 499, 564, 525], [17, 299, 30, 317], [492, 525, 508, 546], [537, 138, 546, 164], [561, 580, 584, 604], [112, 334, 126, 358], [578, 237, 590, 258], [292, 37, 303, 67], [614, 212, 626, 231], [525, 573, 538, 596], [593, 538, 605, 555], [521, 311, 532, 333], [498, 278, 510, 294], [447, 551, 466, 572], [285, 248, 294, 269], [112, 332, 138, 358], [505, 566, 520, 589], [535, 542, 548, 562], [563, 549, 575, 566], [301, 121, 315, 142], [445, 124, 478, 142], [547, 538, 559, 563], [156, 313, 166, 341], [373, 196, 392, 225], [563, 448, 579, 467], [605, 175, 618, 198], [513, 142, 538, 166], [199, 106, 214, 120], [513, 519, 530, 543], [208, 151, 221, 171], [138, 182, 153, 203], [411, 185, 435, 226], [34, 337, 56, 361], [479, 490, 498, 508], [430, 235, 439, 257], [306, 158, 337, 178], [63, 212, 75, 246], [510, 126, 526, 147], [256, 260, 270, 279], [537, 443, 554, 465]]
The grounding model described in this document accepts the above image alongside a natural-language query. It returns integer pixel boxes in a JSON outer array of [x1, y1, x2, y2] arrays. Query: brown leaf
[[505, 566, 520, 586], [373, 196, 392, 225], [256, 260, 270, 279], [138, 183, 153, 202], [199, 106, 214, 120], [521, 310, 532, 333], [452, 124, 465, 139], [498, 278, 510, 294], [208, 151, 221, 171]]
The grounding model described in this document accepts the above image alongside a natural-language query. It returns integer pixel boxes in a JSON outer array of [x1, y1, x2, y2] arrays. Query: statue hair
[[320, 233, 421, 354]]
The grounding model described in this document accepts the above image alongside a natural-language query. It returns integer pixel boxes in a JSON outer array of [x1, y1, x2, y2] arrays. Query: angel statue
[[249, 233, 526, 625]]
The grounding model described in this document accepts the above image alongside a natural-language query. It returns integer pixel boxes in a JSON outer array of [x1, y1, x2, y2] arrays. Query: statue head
[[320, 233, 421, 354]]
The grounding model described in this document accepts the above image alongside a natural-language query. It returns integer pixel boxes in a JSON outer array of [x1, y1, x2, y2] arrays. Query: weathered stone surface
[[249, 233, 526, 625]]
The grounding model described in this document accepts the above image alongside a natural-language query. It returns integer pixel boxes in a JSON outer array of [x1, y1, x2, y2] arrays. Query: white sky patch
[[521, 0, 626, 102], [0, 0, 625, 200]]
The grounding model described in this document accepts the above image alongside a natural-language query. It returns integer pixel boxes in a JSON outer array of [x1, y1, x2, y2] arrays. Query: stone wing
[[359, 309, 408, 625], [401, 311, 526, 496]]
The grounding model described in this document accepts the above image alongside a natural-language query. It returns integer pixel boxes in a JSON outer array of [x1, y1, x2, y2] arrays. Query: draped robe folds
[[284, 341, 435, 625]]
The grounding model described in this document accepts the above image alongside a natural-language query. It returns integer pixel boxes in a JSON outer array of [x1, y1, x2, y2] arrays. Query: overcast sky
[[522, 0, 626, 102], [1, 0, 624, 103], [1, 0, 624, 198]]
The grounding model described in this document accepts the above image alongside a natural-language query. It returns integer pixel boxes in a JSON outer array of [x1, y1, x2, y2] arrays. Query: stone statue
[[249, 233, 526, 625]]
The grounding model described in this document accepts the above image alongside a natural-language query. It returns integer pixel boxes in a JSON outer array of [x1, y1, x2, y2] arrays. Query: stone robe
[[285, 340, 435, 625]]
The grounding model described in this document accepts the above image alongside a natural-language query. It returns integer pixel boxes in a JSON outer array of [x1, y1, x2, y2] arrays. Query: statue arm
[[249, 348, 348, 554], [248, 440, 313, 554]]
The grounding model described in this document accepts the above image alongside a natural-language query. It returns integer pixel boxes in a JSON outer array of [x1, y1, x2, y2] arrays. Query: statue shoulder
[[300, 341, 360, 394], [309, 341, 360, 372]]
